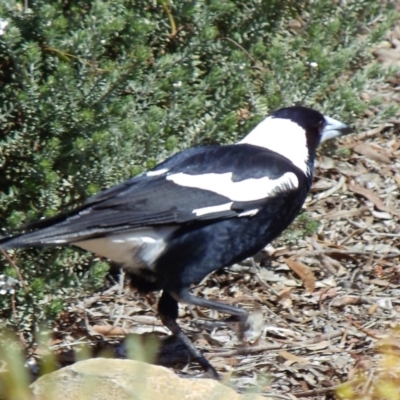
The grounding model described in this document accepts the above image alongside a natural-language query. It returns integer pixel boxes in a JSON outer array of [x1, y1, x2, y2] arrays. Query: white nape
[[74, 226, 176, 271], [238, 117, 309, 175], [167, 171, 298, 202]]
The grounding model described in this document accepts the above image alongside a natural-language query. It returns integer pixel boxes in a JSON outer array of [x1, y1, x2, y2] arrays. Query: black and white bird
[[0, 106, 351, 378]]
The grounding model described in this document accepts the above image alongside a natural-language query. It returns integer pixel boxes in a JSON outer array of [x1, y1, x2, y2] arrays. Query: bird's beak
[[321, 115, 353, 142]]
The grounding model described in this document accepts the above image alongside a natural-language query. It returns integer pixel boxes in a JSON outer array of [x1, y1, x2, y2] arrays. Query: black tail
[[0, 205, 89, 250]]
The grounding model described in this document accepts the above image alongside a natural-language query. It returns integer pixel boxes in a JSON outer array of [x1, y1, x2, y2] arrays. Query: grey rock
[[30, 358, 270, 400]]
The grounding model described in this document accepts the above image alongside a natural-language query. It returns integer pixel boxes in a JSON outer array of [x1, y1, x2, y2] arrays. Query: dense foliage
[[0, 0, 397, 338]]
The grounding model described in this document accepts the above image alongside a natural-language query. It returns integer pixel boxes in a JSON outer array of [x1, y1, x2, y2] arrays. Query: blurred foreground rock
[[30, 358, 268, 400]]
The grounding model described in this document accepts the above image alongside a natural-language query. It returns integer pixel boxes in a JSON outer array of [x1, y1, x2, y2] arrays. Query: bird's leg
[[158, 291, 220, 380], [174, 290, 249, 341]]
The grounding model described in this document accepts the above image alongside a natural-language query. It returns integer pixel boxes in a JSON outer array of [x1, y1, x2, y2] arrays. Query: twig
[[118, 269, 125, 296], [1, 249, 29, 293], [361, 371, 374, 397], [112, 304, 125, 328], [340, 322, 351, 346], [10, 291, 28, 348], [347, 317, 382, 339], [101, 283, 121, 296], [296, 329, 343, 345], [220, 37, 257, 64], [206, 343, 285, 359], [316, 206, 370, 221], [207, 329, 344, 358], [274, 248, 399, 259], [160, 0, 177, 36], [351, 124, 393, 140], [44, 46, 109, 72], [292, 379, 361, 397], [263, 394, 293, 400]]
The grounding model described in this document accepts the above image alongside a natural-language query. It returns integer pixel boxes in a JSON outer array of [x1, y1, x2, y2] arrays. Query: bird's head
[[239, 106, 352, 176]]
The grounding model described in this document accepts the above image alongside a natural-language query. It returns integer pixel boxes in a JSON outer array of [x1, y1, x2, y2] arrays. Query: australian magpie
[[0, 106, 351, 378]]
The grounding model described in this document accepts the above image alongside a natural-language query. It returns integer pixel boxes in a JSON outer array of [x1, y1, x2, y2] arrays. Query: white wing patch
[[238, 209, 259, 217], [192, 202, 233, 216], [239, 117, 309, 175], [74, 226, 176, 272], [52, 239, 68, 243], [146, 168, 169, 177], [167, 171, 298, 202]]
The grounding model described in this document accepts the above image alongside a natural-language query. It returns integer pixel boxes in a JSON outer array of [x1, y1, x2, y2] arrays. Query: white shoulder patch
[[167, 171, 298, 202], [239, 117, 309, 175]]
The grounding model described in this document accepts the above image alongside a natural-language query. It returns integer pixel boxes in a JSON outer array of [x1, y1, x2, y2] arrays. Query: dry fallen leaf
[[347, 357, 373, 380], [353, 142, 392, 164], [279, 350, 309, 365], [311, 288, 337, 301], [285, 258, 316, 293], [331, 297, 363, 307], [303, 341, 331, 350], [368, 303, 379, 314], [370, 278, 390, 287], [394, 174, 400, 189], [278, 287, 293, 299], [92, 325, 128, 336], [348, 183, 400, 218]]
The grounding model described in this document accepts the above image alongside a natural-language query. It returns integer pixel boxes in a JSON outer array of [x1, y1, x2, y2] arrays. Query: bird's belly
[[73, 227, 176, 273]]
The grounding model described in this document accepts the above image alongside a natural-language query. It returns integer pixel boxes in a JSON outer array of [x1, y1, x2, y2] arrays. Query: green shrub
[[0, 0, 398, 340]]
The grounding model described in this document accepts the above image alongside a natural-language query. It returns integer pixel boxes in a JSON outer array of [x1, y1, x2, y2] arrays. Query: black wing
[[0, 144, 304, 249]]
